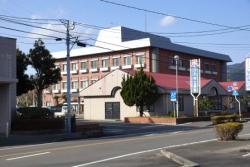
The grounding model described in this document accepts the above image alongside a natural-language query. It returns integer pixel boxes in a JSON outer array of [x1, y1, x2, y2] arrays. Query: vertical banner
[[245, 57, 250, 91], [190, 59, 201, 95]]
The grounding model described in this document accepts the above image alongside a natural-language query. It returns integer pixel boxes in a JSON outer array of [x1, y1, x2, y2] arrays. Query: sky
[[0, 0, 250, 64]]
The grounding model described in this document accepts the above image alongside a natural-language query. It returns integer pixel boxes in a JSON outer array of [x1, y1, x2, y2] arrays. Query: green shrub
[[215, 122, 243, 140], [17, 107, 53, 119], [211, 114, 239, 125]]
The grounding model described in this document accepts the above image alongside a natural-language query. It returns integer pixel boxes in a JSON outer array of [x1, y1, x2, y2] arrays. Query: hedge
[[17, 107, 54, 119], [12, 118, 65, 131], [211, 114, 239, 125], [215, 122, 243, 140]]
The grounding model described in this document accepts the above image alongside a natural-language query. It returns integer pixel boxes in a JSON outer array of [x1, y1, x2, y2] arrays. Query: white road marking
[[171, 131, 183, 134], [6, 152, 50, 161], [0, 142, 55, 151], [242, 153, 250, 157], [143, 134, 155, 137], [71, 138, 217, 167], [73, 132, 250, 167]]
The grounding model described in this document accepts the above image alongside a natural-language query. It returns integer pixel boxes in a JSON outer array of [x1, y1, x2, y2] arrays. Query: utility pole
[[65, 20, 72, 133], [57, 19, 86, 133]]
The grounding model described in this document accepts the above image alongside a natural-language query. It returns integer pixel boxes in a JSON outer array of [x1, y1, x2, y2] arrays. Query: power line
[[0, 14, 59, 21], [100, 0, 250, 32], [0, 25, 62, 39], [0, 17, 66, 35]]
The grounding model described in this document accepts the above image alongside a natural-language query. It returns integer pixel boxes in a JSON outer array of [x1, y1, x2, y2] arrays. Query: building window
[[81, 80, 88, 89], [210, 64, 216, 72], [63, 64, 67, 72], [81, 61, 88, 70], [91, 60, 98, 69], [124, 56, 131, 65], [204, 63, 210, 71], [112, 57, 120, 67], [169, 56, 175, 66], [136, 55, 145, 64], [71, 81, 78, 89], [91, 79, 98, 84], [52, 84, 60, 90], [62, 82, 67, 90], [71, 63, 78, 71], [55, 64, 60, 69], [102, 58, 109, 68]]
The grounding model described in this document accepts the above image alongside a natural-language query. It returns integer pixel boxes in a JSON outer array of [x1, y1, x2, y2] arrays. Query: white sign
[[245, 57, 250, 91], [190, 59, 201, 95]]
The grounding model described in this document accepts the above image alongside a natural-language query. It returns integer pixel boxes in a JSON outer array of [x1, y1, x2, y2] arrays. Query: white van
[[54, 102, 83, 117], [54, 104, 75, 117]]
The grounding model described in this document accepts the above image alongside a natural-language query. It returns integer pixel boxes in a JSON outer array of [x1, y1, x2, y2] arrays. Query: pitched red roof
[[124, 70, 212, 90], [219, 81, 245, 91]]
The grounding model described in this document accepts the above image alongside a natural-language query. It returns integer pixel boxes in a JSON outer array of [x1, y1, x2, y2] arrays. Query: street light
[[174, 55, 179, 118]]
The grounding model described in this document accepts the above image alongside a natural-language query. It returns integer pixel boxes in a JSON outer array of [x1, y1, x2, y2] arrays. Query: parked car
[[54, 104, 75, 117]]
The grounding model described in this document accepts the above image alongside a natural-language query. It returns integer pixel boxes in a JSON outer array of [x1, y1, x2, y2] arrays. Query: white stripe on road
[[6, 152, 50, 161], [72, 132, 250, 167], [72, 138, 216, 167], [0, 142, 55, 151], [242, 153, 250, 157]]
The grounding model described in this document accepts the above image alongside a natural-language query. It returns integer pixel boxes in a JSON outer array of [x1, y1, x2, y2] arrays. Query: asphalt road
[[0, 122, 250, 167]]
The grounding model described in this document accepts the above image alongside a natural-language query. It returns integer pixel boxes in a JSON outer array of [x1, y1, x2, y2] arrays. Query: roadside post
[[233, 90, 241, 121], [170, 90, 177, 118], [190, 59, 201, 117]]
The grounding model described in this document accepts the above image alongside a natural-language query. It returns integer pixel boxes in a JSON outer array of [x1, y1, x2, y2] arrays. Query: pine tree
[[120, 68, 159, 117]]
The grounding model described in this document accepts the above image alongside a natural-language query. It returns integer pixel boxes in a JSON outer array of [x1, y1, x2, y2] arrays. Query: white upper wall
[[52, 26, 231, 62], [52, 26, 151, 59], [80, 69, 128, 97]]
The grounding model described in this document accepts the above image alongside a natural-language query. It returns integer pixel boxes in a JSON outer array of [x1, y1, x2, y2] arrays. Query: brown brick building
[[43, 26, 231, 107]]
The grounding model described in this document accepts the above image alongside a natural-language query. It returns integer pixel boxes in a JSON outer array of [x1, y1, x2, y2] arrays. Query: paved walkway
[[166, 136, 250, 167]]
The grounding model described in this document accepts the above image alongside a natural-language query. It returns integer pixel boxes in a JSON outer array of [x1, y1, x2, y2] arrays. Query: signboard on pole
[[245, 57, 250, 91], [190, 59, 201, 95], [170, 91, 176, 102]]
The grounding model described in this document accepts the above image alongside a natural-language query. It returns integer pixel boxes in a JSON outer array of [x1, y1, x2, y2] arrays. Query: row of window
[[51, 79, 98, 93], [169, 56, 217, 73], [58, 55, 145, 72]]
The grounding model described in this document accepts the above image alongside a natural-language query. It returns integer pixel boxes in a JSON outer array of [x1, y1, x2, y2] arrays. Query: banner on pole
[[190, 59, 201, 95], [245, 57, 250, 91]]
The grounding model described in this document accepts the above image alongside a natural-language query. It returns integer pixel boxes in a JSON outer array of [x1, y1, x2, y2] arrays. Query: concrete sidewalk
[[165, 136, 250, 167]]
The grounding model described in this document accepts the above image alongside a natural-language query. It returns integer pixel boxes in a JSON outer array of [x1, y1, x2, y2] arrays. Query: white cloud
[[160, 16, 176, 27]]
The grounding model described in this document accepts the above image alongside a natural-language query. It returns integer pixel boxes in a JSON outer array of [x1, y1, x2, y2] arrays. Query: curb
[[160, 149, 199, 167]]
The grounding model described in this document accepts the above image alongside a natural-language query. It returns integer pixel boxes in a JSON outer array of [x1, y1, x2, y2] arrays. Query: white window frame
[[100, 58, 109, 72], [135, 54, 145, 68], [62, 81, 67, 92], [80, 80, 89, 90], [111, 56, 120, 70], [90, 59, 98, 72], [80, 61, 88, 73], [71, 62, 78, 74]]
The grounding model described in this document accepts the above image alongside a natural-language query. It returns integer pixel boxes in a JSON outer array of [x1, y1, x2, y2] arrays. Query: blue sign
[[170, 91, 176, 102], [232, 90, 239, 96], [227, 86, 233, 92]]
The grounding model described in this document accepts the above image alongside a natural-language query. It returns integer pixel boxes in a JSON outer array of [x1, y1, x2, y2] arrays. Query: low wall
[[124, 117, 210, 124]]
